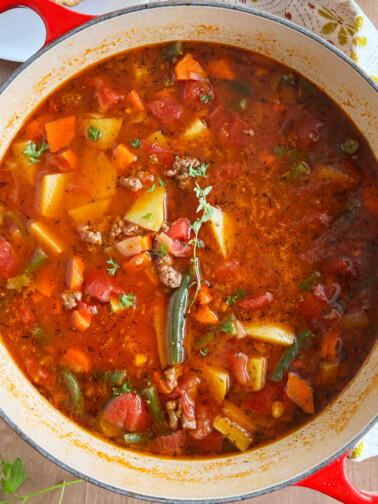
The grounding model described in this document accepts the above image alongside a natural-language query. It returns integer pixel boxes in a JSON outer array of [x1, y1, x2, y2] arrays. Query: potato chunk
[[39, 173, 72, 218], [124, 186, 166, 232], [213, 416, 252, 451], [68, 199, 110, 225], [243, 323, 295, 346], [82, 118, 123, 150], [208, 206, 231, 257], [201, 365, 229, 404]]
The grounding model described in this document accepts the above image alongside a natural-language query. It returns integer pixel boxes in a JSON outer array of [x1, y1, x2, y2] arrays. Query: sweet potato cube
[[45, 116, 76, 153]]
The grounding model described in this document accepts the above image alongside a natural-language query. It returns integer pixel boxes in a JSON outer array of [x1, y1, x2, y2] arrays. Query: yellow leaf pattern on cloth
[[216, 0, 378, 86]]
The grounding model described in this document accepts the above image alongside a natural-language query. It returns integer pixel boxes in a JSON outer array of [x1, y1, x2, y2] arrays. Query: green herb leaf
[[289, 162, 309, 179], [107, 257, 120, 276], [151, 243, 168, 258], [119, 293, 135, 309], [130, 138, 141, 149], [342, 139, 359, 155], [226, 289, 246, 306], [158, 176, 167, 187], [189, 162, 209, 178], [199, 348, 209, 356], [147, 184, 156, 193], [300, 271, 321, 291], [142, 213, 152, 220], [1, 458, 26, 495], [23, 142, 50, 165], [87, 126, 101, 142], [221, 321, 235, 334], [113, 378, 133, 395], [200, 94, 213, 103]]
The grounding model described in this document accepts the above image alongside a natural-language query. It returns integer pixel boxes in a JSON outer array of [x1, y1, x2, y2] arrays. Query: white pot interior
[[0, 3, 377, 501]]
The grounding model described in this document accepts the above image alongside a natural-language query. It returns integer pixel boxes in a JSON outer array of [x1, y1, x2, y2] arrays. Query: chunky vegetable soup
[[0, 42, 377, 457]]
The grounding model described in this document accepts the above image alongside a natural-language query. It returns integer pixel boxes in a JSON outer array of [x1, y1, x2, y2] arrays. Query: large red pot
[[0, 1, 377, 502]]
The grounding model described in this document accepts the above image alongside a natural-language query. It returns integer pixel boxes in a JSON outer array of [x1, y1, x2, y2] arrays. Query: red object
[[174, 373, 200, 421], [292, 116, 324, 148], [227, 352, 249, 385], [141, 140, 174, 166], [166, 218, 191, 241], [298, 291, 328, 319], [0, 237, 18, 279], [84, 269, 122, 303], [147, 95, 183, 128], [102, 392, 150, 432], [0, 3, 376, 502], [182, 81, 214, 110], [151, 430, 186, 455], [296, 452, 378, 504], [243, 382, 284, 415], [237, 292, 273, 310], [0, 0, 94, 46]]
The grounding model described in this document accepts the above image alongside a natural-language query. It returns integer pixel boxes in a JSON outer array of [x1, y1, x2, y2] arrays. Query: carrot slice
[[122, 252, 152, 274], [320, 330, 340, 361], [128, 89, 145, 111], [198, 284, 213, 305], [25, 116, 47, 140], [192, 305, 218, 325], [32, 272, 56, 297], [45, 116, 76, 153], [174, 54, 208, 81], [115, 235, 152, 257], [59, 148, 79, 170], [112, 143, 137, 171], [286, 372, 314, 414], [67, 256, 85, 291], [207, 59, 235, 80], [63, 347, 90, 372]]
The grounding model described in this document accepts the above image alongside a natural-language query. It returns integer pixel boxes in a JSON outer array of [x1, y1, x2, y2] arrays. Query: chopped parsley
[[289, 162, 309, 179], [222, 320, 235, 334], [87, 126, 101, 141], [199, 348, 209, 356], [119, 293, 135, 309], [300, 271, 321, 291], [200, 94, 213, 103], [189, 162, 209, 178], [113, 379, 133, 395], [158, 176, 167, 187], [107, 257, 120, 276], [130, 138, 141, 149], [142, 212, 152, 220], [226, 289, 246, 306], [151, 243, 168, 258], [23, 142, 50, 165], [147, 184, 156, 193]]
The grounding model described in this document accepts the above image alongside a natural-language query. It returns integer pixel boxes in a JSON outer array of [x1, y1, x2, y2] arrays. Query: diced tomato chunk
[[102, 392, 150, 432], [327, 257, 356, 276], [237, 292, 273, 310], [227, 351, 249, 385], [298, 291, 328, 320], [226, 117, 253, 147], [169, 239, 192, 258], [141, 140, 174, 166], [90, 77, 125, 111], [292, 116, 324, 149], [25, 358, 54, 391], [166, 218, 191, 241], [191, 403, 214, 440], [182, 81, 214, 110], [147, 95, 183, 128], [243, 382, 285, 415], [0, 237, 18, 279], [84, 269, 122, 303], [216, 259, 241, 281], [193, 432, 224, 454], [151, 430, 186, 455], [15, 298, 36, 325], [174, 372, 200, 421]]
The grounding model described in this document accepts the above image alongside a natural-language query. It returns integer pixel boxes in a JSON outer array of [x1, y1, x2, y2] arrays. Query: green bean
[[230, 80, 253, 96], [123, 432, 152, 445], [342, 139, 359, 155], [272, 330, 312, 382], [143, 385, 169, 433], [194, 314, 236, 349], [7, 249, 48, 292], [62, 369, 82, 414], [166, 274, 191, 365]]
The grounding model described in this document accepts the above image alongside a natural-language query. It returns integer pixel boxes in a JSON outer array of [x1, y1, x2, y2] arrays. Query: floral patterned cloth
[[217, 0, 378, 84]]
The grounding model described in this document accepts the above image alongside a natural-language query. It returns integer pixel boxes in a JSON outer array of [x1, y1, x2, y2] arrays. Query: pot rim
[[0, 2, 377, 502]]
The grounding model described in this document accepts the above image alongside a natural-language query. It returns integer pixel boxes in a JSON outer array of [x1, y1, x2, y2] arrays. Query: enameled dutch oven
[[0, 1, 377, 502]]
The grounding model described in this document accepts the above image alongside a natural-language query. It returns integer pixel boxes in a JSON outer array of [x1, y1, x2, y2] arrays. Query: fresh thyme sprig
[[188, 183, 214, 310]]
